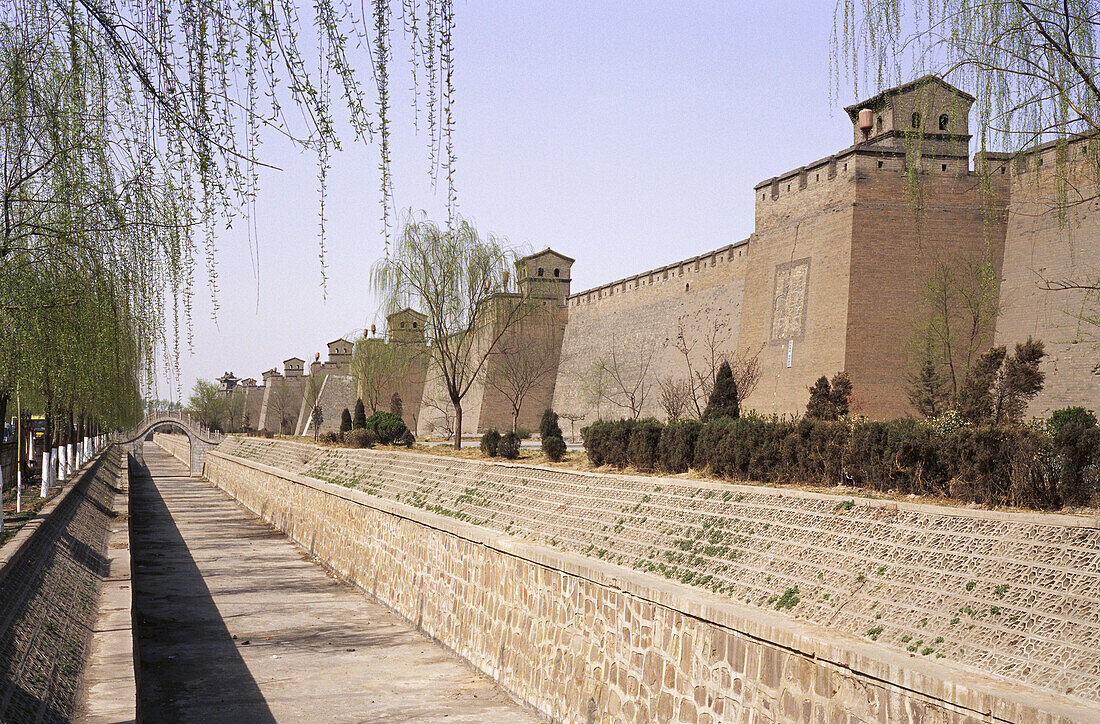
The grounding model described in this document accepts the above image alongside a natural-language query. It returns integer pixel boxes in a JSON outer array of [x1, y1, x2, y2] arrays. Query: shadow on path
[[129, 455, 275, 723]]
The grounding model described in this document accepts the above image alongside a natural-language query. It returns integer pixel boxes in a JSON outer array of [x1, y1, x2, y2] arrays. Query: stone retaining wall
[[152, 433, 189, 468], [204, 439, 1100, 723], [0, 447, 122, 722]]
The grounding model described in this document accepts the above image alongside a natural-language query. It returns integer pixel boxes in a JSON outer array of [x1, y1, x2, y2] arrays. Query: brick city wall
[[553, 243, 749, 427], [197, 436, 1100, 722], [994, 140, 1100, 416]]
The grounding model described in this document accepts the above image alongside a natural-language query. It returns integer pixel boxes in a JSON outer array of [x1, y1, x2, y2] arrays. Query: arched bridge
[[119, 410, 225, 476]]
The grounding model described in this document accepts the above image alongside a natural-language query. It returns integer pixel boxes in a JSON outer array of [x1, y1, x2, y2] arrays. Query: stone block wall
[[204, 437, 1100, 723], [152, 432, 189, 467]]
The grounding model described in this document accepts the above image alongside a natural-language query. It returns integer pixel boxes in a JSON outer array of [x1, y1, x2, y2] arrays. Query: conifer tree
[[702, 361, 740, 420], [353, 399, 367, 430], [958, 347, 1008, 424], [806, 376, 833, 420], [829, 371, 853, 417], [340, 408, 353, 434]]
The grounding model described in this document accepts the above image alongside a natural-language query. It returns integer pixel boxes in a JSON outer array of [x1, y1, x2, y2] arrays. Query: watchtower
[[844, 75, 973, 158], [283, 357, 305, 377], [387, 308, 427, 344], [516, 248, 574, 304]]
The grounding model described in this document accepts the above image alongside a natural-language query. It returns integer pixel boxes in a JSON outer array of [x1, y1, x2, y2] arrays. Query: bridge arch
[[120, 411, 224, 476]]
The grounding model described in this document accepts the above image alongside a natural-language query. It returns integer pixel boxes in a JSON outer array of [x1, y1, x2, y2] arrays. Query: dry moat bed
[[211, 434, 1100, 707]]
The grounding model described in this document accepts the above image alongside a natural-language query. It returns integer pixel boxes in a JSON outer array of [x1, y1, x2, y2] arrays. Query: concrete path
[[130, 446, 532, 723]]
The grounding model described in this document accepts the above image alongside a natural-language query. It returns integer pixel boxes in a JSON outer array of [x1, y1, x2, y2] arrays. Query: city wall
[[554, 243, 749, 426], [239, 82, 1099, 431], [198, 436, 1100, 723], [994, 141, 1100, 417]]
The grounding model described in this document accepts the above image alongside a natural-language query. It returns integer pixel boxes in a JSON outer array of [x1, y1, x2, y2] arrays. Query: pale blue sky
[[165, 2, 925, 399]]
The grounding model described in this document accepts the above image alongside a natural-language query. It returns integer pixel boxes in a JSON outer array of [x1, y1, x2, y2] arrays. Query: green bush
[[539, 409, 562, 440], [319, 431, 341, 444], [340, 408, 353, 434], [627, 419, 664, 472], [542, 434, 567, 462], [480, 429, 501, 457], [515, 427, 532, 440], [353, 399, 367, 429], [1048, 406, 1098, 436], [581, 421, 611, 466], [499, 431, 521, 459], [365, 411, 407, 445], [658, 419, 703, 473], [1052, 422, 1100, 507], [342, 429, 376, 448], [398, 429, 416, 447]]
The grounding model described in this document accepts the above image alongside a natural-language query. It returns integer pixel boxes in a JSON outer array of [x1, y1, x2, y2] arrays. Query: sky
[[161, 1, 918, 400]]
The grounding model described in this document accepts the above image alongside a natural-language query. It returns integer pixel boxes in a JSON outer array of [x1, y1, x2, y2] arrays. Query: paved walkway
[[130, 446, 532, 723]]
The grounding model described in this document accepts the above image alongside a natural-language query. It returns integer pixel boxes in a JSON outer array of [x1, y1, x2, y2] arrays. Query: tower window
[[554, 268, 560, 277], [537, 267, 544, 277], [911, 112, 921, 129], [939, 114, 949, 131], [412, 322, 418, 328], [876, 115, 883, 133], [401, 322, 406, 329]]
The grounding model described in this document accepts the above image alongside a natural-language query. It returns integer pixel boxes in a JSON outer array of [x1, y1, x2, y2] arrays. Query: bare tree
[[912, 257, 1000, 403], [588, 339, 655, 420], [657, 376, 693, 419], [558, 411, 584, 443], [421, 392, 455, 441], [669, 316, 762, 417], [372, 216, 543, 448], [484, 309, 564, 432], [265, 383, 298, 435]]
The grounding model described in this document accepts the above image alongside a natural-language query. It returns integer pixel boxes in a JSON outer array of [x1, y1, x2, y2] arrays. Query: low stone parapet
[[205, 438, 1100, 722]]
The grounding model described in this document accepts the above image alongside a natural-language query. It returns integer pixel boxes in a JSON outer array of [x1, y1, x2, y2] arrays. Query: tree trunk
[[512, 408, 520, 434], [453, 401, 463, 450]]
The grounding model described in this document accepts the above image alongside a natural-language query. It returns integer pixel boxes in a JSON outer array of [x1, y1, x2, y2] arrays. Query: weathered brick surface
[[0, 449, 122, 723], [995, 144, 1100, 416], [554, 245, 748, 427], [203, 436, 1100, 722]]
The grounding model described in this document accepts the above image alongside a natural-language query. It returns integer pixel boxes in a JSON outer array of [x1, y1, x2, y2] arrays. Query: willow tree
[[835, 1, 1100, 308], [2, 0, 461, 439], [350, 337, 413, 414], [372, 216, 536, 448]]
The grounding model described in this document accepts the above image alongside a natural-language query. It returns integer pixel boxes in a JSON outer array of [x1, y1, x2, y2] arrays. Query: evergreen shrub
[[480, 429, 501, 457], [499, 431, 521, 459], [365, 411, 407, 445]]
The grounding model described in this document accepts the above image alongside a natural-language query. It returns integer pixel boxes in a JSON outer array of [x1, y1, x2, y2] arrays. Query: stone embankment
[[152, 431, 189, 467], [200, 434, 1100, 723], [0, 446, 126, 723]]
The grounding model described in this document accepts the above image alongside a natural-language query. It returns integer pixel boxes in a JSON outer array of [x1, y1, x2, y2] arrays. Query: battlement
[[566, 239, 749, 308]]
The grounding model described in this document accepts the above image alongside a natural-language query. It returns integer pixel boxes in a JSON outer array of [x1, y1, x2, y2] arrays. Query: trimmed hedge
[[342, 429, 377, 448], [582, 415, 1100, 510]]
